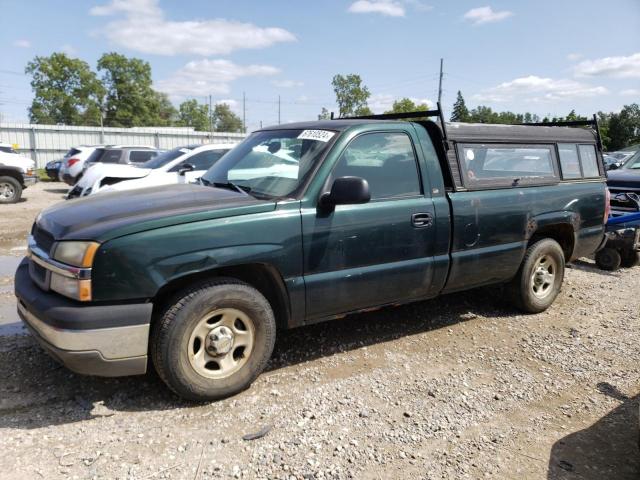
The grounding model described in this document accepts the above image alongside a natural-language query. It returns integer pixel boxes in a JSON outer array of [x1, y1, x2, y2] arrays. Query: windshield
[[201, 129, 336, 198], [623, 151, 640, 169], [142, 147, 192, 169]]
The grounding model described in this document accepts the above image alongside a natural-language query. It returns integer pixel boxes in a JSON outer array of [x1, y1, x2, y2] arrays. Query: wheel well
[[152, 263, 291, 330], [529, 224, 575, 260], [0, 169, 23, 185]]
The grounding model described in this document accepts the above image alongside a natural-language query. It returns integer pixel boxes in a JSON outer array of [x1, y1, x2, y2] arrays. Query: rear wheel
[[595, 248, 622, 271], [509, 238, 565, 313], [0, 176, 22, 204], [620, 249, 640, 269], [151, 278, 276, 401]]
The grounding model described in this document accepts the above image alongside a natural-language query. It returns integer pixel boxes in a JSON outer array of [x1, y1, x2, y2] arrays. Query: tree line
[[26, 52, 243, 132], [322, 74, 639, 151], [26, 56, 639, 150]]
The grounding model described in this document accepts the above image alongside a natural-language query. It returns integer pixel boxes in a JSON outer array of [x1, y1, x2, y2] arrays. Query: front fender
[[91, 205, 303, 302]]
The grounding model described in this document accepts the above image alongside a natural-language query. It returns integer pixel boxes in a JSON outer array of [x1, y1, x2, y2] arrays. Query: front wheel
[[509, 239, 565, 313], [151, 278, 276, 401], [0, 176, 22, 204]]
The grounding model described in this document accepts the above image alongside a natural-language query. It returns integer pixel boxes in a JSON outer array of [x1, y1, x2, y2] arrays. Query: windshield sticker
[[297, 130, 335, 142]]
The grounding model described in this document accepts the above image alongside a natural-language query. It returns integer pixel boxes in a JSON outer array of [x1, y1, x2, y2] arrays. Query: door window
[[330, 132, 421, 200], [129, 150, 157, 163], [188, 149, 230, 171]]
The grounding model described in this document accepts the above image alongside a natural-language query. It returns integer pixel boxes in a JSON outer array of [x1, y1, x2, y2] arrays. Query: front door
[[301, 131, 437, 322]]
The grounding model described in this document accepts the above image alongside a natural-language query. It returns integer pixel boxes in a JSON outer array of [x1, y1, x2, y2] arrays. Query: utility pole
[[278, 95, 281, 125], [209, 94, 213, 133], [242, 91, 246, 133], [438, 58, 444, 105]]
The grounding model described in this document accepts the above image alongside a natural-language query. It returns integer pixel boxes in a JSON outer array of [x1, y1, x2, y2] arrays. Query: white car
[[67, 143, 236, 199], [59, 146, 102, 186], [0, 142, 37, 203]]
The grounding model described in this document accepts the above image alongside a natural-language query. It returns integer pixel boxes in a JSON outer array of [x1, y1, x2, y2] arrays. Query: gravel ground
[[0, 182, 639, 480]]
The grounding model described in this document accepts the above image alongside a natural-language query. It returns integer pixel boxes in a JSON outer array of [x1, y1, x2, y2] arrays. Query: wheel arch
[[0, 167, 24, 185], [528, 219, 576, 261], [152, 263, 292, 330]]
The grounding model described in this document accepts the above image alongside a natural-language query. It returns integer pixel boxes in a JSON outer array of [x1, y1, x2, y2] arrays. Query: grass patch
[[36, 168, 55, 182]]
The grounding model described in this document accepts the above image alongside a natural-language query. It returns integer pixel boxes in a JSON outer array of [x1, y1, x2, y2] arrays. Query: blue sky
[[1, 0, 639, 130]]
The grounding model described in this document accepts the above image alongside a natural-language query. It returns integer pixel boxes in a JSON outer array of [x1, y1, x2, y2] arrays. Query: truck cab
[[15, 110, 607, 400]]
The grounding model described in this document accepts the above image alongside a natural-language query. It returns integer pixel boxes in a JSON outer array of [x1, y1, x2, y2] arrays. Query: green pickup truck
[[15, 110, 608, 400]]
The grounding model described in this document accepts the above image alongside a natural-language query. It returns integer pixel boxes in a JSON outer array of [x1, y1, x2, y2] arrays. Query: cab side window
[[558, 143, 601, 179], [330, 132, 421, 200], [558, 144, 582, 179]]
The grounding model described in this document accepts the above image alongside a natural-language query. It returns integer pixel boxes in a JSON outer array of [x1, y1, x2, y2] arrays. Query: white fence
[[0, 123, 246, 168]]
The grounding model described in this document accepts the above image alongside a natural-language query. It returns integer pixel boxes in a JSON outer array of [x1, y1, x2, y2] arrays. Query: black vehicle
[[607, 150, 640, 212], [45, 160, 61, 181]]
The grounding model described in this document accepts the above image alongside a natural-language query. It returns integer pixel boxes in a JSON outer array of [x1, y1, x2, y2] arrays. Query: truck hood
[[0, 152, 35, 172], [607, 168, 640, 188], [37, 183, 275, 242]]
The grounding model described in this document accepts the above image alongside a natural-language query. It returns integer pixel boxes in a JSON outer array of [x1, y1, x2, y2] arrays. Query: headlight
[[50, 273, 92, 301], [52, 241, 100, 267]]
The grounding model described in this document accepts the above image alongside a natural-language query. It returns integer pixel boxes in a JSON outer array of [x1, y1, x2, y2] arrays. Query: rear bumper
[[62, 173, 77, 186], [14, 259, 152, 377]]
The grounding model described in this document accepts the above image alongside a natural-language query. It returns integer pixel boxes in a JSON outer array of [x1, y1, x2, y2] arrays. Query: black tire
[[595, 248, 622, 271], [151, 278, 276, 401], [620, 249, 640, 269], [509, 238, 565, 313], [0, 176, 22, 204]]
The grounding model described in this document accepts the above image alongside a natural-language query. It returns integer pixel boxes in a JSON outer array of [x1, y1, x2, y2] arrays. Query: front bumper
[[15, 259, 152, 376], [23, 174, 38, 187]]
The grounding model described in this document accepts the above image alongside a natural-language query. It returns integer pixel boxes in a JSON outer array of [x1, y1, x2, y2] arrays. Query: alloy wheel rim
[[0, 182, 15, 199], [187, 308, 255, 379], [530, 254, 557, 299]]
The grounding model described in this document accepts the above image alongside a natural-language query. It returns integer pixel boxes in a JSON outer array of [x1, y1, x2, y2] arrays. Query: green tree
[[177, 99, 210, 131], [25, 53, 104, 125], [450, 91, 469, 122], [606, 104, 640, 151], [97, 52, 162, 127], [384, 97, 428, 114], [212, 103, 243, 132], [154, 92, 178, 127], [318, 107, 331, 120], [332, 74, 371, 117]]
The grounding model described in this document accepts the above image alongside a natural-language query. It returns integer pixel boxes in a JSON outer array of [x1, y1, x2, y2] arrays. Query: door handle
[[411, 213, 433, 228]]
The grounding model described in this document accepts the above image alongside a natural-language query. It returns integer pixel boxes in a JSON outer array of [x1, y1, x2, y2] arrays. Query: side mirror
[[178, 163, 195, 176], [607, 164, 619, 170], [319, 176, 370, 210]]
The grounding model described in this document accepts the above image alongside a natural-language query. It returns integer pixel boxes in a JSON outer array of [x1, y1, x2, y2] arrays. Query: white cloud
[[620, 89, 640, 96], [13, 39, 31, 48], [90, 0, 296, 56], [463, 6, 513, 25], [368, 93, 432, 113], [567, 53, 583, 62], [157, 59, 280, 98], [272, 80, 304, 88], [473, 75, 608, 103], [348, 0, 405, 17], [573, 52, 640, 79], [61, 44, 77, 55]]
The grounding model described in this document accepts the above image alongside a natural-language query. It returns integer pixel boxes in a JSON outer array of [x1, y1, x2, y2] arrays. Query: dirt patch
[[0, 182, 638, 479]]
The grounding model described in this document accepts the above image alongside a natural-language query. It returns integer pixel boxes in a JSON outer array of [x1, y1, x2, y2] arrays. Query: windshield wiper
[[212, 181, 252, 196]]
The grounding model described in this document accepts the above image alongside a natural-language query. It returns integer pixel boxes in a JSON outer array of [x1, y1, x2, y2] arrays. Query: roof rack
[[332, 101, 450, 150], [519, 114, 603, 150]]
